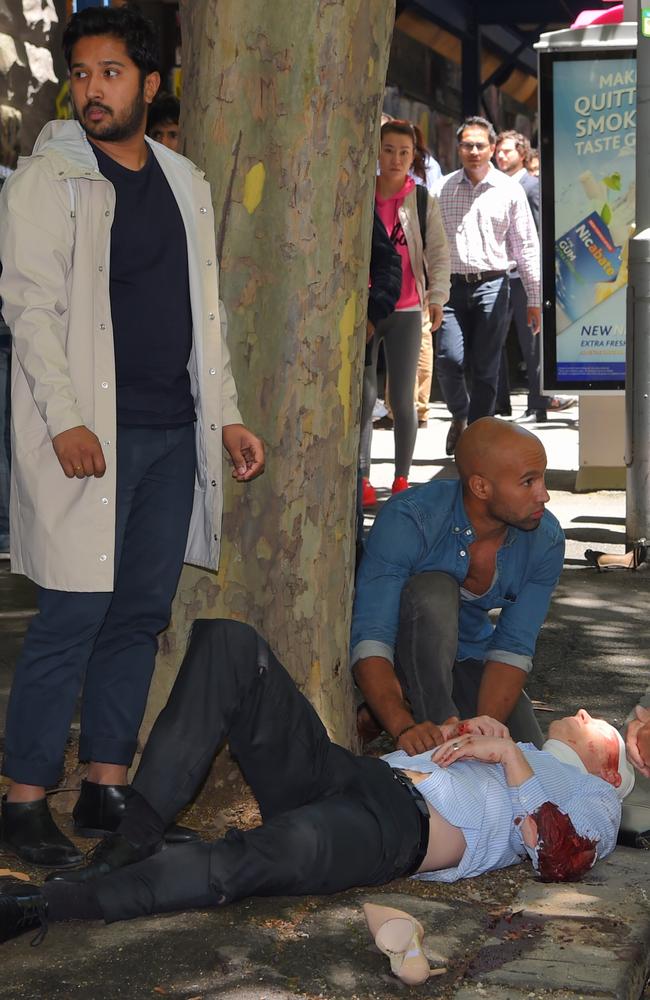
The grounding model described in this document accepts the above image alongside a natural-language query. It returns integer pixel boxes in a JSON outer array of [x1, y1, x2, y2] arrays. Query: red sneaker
[[362, 478, 377, 507], [391, 476, 409, 495]]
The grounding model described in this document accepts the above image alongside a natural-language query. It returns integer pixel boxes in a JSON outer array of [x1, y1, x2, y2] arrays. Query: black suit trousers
[[95, 619, 423, 923]]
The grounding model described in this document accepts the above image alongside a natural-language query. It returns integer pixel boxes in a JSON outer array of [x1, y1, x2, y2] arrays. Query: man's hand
[[432, 733, 516, 768], [625, 705, 650, 777], [397, 720, 444, 756], [437, 715, 510, 744], [429, 303, 443, 332], [432, 733, 534, 787], [527, 306, 541, 334], [366, 320, 375, 343], [222, 424, 265, 482], [52, 425, 106, 479], [438, 716, 460, 742]]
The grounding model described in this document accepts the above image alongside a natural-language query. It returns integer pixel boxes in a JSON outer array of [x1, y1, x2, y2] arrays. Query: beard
[[77, 88, 146, 143], [486, 499, 543, 533]]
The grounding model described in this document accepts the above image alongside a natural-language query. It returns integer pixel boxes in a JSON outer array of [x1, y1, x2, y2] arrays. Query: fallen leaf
[[0, 869, 30, 881]]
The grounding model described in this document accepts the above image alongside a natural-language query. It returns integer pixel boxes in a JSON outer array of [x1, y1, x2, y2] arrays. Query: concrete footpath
[[2, 395, 650, 1000]]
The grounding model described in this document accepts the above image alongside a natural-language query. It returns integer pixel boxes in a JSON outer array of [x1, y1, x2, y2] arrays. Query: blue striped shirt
[[381, 744, 621, 883]]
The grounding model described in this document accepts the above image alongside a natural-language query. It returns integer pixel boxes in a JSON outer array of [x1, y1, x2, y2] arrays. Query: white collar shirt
[[438, 165, 540, 304]]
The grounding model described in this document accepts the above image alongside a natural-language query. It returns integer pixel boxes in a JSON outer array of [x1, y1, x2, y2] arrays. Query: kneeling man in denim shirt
[[352, 417, 564, 754]]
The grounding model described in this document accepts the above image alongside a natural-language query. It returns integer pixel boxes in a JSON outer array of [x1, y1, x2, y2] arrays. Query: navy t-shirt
[[91, 141, 195, 426]]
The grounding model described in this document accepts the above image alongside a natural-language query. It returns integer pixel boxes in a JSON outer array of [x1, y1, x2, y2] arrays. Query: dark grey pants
[[394, 572, 543, 747], [94, 620, 424, 923]]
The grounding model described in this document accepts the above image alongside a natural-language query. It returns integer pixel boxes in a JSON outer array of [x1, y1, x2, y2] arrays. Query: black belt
[[451, 269, 508, 285], [393, 769, 430, 876]]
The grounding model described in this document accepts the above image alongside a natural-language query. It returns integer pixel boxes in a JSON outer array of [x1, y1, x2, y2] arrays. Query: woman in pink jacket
[[360, 120, 450, 503]]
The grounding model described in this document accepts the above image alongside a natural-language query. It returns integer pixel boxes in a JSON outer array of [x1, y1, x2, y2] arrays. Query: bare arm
[[625, 705, 650, 777], [476, 660, 527, 723], [353, 656, 444, 754]]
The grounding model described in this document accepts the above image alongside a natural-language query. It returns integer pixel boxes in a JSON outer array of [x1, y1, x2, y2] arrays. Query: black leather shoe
[[73, 780, 129, 838], [1, 796, 82, 868], [445, 418, 467, 456], [45, 831, 161, 884], [73, 780, 199, 844], [0, 877, 48, 945]]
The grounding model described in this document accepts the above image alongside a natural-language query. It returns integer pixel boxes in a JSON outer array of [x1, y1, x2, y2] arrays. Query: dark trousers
[[94, 619, 424, 923], [2, 424, 196, 787], [394, 572, 543, 747], [496, 277, 549, 414], [436, 276, 510, 424]]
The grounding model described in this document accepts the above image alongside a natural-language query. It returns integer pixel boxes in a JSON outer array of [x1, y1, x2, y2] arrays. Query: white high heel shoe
[[363, 902, 431, 985]]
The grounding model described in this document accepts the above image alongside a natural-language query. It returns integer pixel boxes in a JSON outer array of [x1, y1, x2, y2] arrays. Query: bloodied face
[[548, 709, 621, 783]]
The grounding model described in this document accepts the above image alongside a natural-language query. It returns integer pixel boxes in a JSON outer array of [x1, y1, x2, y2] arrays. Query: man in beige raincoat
[[0, 4, 264, 867]]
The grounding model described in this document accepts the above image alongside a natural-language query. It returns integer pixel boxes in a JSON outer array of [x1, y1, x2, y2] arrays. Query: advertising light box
[[539, 49, 636, 391]]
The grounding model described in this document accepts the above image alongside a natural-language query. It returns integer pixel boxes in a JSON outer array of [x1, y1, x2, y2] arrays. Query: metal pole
[[461, 18, 481, 118], [625, 2, 650, 542]]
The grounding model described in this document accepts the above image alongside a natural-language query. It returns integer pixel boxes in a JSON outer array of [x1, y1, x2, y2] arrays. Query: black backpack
[[415, 184, 428, 286]]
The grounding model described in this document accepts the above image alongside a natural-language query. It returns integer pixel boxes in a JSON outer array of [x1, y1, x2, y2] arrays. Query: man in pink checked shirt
[[436, 117, 540, 457]]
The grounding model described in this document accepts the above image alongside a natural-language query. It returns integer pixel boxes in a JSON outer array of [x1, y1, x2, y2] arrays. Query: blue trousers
[[2, 424, 196, 787], [436, 276, 510, 424]]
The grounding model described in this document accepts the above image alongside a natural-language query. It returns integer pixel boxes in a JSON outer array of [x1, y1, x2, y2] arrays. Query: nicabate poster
[[553, 56, 635, 383]]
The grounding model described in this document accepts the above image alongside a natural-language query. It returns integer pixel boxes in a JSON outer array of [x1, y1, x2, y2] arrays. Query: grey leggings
[[360, 309, 422, 479]]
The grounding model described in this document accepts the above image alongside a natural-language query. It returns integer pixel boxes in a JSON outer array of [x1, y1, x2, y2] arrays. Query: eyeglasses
[[459, 141, 490, 152]]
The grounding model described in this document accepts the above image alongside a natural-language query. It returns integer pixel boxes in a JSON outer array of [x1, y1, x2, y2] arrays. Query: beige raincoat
[[0, 120, 242, 591]]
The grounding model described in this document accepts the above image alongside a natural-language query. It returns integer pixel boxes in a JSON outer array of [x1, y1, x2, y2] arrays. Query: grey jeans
[[360, 309, 422, 478], [394, 571, 543, 747]]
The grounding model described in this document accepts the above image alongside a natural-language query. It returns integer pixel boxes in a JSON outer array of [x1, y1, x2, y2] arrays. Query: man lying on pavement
[[0, 619, 635, 945]]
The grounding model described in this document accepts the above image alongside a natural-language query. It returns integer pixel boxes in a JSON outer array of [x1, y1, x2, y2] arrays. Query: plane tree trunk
[[143, 0, 395, 753]]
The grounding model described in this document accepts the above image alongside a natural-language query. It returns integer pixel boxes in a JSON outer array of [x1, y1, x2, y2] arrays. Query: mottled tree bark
[[143, 1, 394, 750]]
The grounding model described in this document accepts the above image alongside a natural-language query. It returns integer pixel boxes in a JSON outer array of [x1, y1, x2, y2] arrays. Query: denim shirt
[[351, 479, 565, 673]]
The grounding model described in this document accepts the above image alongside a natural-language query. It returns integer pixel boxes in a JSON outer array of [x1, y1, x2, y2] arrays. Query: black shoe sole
[[74, 823, 200, 844]]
